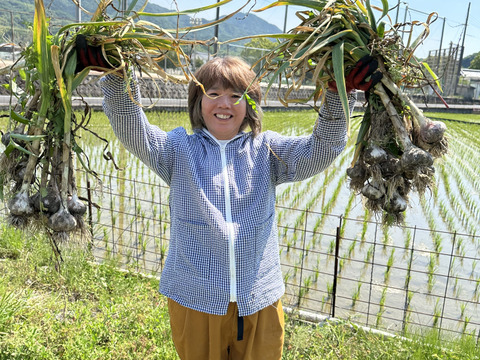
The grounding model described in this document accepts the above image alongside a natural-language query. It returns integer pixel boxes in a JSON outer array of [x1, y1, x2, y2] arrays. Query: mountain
[[0, 0, 281, 45]]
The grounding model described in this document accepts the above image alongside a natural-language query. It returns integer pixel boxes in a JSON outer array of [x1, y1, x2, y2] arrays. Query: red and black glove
[[329, 55, 383, 93], [75, 34, 112, 72]]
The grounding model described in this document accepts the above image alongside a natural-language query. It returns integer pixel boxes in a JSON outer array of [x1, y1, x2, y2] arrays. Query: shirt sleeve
[[269, 90, 355, 184], [100, 74, 176, 184]]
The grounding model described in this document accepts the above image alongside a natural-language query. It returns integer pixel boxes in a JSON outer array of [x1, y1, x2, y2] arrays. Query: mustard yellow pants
[[168, 298, 285, 360]]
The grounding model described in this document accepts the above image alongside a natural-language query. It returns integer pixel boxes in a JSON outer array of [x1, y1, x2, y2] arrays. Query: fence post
[[86, 176, 94, 250], [331, 215, 342, 318], [109, 174, 115, 252], [133, 177, 139, 272]]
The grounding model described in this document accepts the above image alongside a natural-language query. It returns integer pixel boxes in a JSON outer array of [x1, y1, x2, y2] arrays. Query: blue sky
[[151, 0, 480, 58]]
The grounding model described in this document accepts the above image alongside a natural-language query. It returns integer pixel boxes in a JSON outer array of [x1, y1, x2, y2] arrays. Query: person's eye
[[207, 92, 219, 97], [232, 93, 242, 99]]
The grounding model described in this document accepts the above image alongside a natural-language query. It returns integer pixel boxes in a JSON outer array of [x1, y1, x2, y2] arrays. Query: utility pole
[[395, 0, 400, 24], [213, 0, 220, 55], [76, 0, 81, 22], [435, 17, 446, 73], [401, 5, 408, 43], [454, 1, 470, 96], [10, 11, 15, 61], [190, 17, 202, 70]]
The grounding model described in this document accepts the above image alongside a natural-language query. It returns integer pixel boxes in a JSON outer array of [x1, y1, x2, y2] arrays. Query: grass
[[1, 223, 479, 359], [0, 224, 176, 359], [426, 112, 480, 124]]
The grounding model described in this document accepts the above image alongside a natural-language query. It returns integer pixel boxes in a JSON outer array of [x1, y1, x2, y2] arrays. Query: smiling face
[[201, 84, 247, 140], [188, 57, 263, 137]]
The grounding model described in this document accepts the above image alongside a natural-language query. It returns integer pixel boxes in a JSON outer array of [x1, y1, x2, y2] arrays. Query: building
[[460, 68, 480, 99], [0, 44, 21, 61]]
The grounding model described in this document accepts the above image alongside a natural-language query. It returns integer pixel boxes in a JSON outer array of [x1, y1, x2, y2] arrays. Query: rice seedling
[[384, 248, 395, 283], [381, 228, 390, 248], [453, 277, 463, 299], [360, 208, 369, 244], [351, 282, 361, 308], [401, 290, 414, 334], [326, 281, 333, 300], [438, 163, 478, 234], [404, 253, 413, 289], [459, 302, 467, 320], [320, 173, 345, 215], [328, 238, 336, 255], [301, 275, 313, 296], [293, 263, 299, 278], [338, 257, 345, 275], [339, 193, 355, 237], [433, 298, 441, 328], [376, 286, 387, 327], [403, 228, 412, 257], [347, 240, 356, 259], [277, 184, 293, 203], [433, 234, 443, 256], [102, 228, 109, 247], [462, 316, 470, 335], [314, 259, 320, 282], [0, 0, 247, 242], [160, 243, 168, 262], [243, 0, 448, 225], [364, 244, 374, 266], [427, 252, 437, 293], [455, 237, 464, 256], [471, 260, 477, 280], [439, 200, 457, 233], [474, 278, 480, 302]]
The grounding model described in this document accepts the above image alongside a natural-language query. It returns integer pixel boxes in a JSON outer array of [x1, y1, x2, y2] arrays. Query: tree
[[240, 38, 277, 69], [470, 52, 480, 70]]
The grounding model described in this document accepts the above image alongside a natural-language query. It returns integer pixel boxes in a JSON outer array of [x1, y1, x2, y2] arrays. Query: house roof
[[461, 68, 480, 81]]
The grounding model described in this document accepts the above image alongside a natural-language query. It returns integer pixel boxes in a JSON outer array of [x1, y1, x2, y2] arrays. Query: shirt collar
[[199, 128, 246, 146]]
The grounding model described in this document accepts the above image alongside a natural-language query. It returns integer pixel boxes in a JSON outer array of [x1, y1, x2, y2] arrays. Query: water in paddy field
[[1, 111, 479, 336]]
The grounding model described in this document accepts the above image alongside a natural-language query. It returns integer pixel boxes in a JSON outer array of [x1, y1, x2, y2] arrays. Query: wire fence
[[6, 170, 470, 341]]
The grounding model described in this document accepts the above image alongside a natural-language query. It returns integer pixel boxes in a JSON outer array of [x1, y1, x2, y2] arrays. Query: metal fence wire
[[34, 171, 477, 341]]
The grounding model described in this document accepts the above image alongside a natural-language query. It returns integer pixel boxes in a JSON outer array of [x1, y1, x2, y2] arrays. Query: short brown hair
[[188, 57, 263, 137]]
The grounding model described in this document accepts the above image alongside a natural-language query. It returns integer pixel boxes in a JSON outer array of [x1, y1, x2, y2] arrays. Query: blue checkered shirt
[[101, 74, 354, 316]]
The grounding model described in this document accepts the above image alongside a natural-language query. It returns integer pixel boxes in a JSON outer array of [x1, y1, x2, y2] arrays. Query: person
[[77, 40, 380, 359]]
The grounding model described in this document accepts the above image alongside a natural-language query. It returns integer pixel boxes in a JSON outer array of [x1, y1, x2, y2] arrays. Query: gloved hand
[[75, 34, 112, 72], [328, 55, 383, 93]]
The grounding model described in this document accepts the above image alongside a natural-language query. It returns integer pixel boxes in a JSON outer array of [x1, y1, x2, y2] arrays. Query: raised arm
[[101, 74, 177, 184], [268, 90, 354, 185]]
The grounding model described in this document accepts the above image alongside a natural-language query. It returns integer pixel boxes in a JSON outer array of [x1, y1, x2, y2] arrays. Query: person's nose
[[217, 95, 232, 108]]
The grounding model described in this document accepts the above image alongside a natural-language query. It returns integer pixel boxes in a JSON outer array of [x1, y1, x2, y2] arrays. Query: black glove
[[75, 34, 112, 72], [329, 55, 383, 93]]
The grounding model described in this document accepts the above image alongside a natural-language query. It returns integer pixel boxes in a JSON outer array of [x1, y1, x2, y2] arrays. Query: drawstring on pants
[[237, 316, 244, 341]]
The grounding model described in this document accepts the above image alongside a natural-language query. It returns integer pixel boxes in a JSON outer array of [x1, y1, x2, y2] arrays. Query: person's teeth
[[217, 114, 230, 119]]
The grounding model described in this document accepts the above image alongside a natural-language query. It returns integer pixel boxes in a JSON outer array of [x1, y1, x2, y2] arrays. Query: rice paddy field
[[1, 107, 479, 340]]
